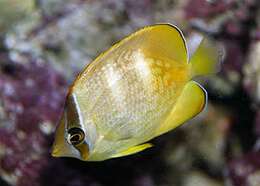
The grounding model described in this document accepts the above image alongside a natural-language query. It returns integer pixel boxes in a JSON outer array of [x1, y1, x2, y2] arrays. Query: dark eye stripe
[[66, 95, 81, 126]]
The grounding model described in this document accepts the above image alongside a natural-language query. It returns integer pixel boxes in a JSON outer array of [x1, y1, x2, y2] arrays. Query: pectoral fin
[[111, 143, 153, 158], [156, 81, 207, 136]]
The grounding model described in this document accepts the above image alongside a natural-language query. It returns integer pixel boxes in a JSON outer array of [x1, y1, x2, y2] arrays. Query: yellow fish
[[51, 24, 223, 161]]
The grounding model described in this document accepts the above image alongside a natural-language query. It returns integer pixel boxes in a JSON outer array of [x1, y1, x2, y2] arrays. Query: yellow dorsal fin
[[188, 33, 224, 77], [111, 143, 153, 158], [72, 24, 188, 90], [144, 24, 188, 64], [155, 81, 207, 136]]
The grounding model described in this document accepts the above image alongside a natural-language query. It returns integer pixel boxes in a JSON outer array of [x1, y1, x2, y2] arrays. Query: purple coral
[[184, 0, 234, 19], [0, 59, 67, 186], [255, 111, 260, 138], [227, 151, 260, 186]]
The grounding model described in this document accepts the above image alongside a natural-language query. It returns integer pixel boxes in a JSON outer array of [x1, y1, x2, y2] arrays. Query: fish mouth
[[51, 134, 81, 159], [51, 122, 90, 160], [51, 116, 82, 159], [51, 141, 89, 161], [51, 147, 59, 157], [50, 146, 65, 158]]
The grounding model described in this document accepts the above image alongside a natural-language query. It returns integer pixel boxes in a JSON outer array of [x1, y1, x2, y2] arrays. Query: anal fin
[[155, 81, 207, 136], [111, 143, 153, 158]]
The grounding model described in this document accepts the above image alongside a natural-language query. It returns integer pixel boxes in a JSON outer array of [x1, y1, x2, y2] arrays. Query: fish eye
[[67, 127, 85, 146]]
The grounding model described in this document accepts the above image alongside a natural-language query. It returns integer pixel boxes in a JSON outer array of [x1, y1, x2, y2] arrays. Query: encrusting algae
[[51, 24, 223, 161]]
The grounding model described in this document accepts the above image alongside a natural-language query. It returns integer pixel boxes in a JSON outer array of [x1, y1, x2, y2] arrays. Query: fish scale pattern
[[74, 48, 188, 144]]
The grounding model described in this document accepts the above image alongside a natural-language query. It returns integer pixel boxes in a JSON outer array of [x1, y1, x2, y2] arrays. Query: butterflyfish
[[51, 24, 223, 161]]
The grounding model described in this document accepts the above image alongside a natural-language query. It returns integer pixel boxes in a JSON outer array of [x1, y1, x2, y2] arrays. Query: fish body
[[52, 24, 223, 161]]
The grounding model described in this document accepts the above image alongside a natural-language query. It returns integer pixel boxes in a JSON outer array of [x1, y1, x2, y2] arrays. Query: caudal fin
[[188, 33, 224, 77]]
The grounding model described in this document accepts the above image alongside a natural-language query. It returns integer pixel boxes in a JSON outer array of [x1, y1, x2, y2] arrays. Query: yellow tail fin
[[188, 33, 224, 77]]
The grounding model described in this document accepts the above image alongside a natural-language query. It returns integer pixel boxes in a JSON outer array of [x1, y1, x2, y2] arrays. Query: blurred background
[[0, 0, 259, 186]]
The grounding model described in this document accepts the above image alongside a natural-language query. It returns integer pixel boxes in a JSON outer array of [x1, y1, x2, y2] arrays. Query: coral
[[0, 59, 67, 186], [255, 111, 260, 138], [244, 41, 260, 103], [227, 151, 260, 186], [0, 0, 34, 33]]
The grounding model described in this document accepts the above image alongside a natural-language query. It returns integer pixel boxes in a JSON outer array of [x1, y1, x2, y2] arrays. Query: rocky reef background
[[0, 0, 259, 186]]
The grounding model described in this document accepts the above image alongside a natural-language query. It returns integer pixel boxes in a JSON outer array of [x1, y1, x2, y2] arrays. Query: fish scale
[[74, 47, 186, 142]]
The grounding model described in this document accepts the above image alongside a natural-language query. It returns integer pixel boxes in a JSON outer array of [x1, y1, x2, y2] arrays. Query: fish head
[[51, 94, 90, 161]]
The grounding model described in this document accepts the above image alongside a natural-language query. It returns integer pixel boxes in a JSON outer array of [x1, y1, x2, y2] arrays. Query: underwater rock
[[243, 41, 260, 103], [227, 151, 260, 186], [183, 171, 223, 186], [255, 111, 260, 138], [0, 0, 34, 33], [185, 0, 234, 19], [223, 41, 245, 74], [247, 170, 260, 186], [185, 103, 232, 173], [0, 59, 67, 186]]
